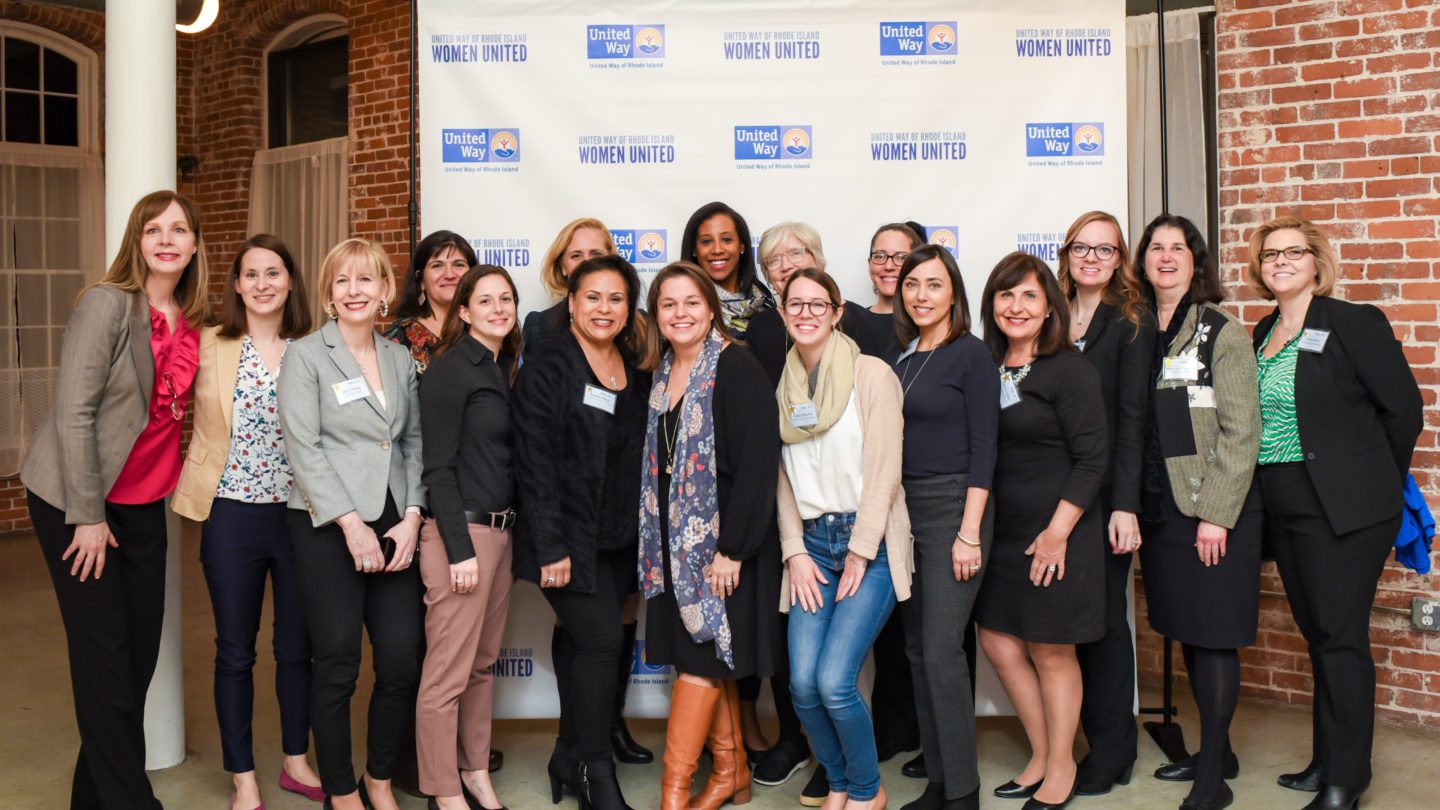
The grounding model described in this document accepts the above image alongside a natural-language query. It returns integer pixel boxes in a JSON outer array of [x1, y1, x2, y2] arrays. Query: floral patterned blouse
[[215, 336, 293, 503], [384, 316, 441, 375]]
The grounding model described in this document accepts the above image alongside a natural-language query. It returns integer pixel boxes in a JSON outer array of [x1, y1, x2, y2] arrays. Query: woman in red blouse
[[21, 190, 210, 810]]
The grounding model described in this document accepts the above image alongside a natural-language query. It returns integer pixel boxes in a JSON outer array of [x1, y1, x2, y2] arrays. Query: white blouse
[[780, 392, 865, 520]]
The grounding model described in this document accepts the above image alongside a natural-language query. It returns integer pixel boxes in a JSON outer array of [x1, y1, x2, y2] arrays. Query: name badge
[[583, 384, 618, 414], [1162, 356, 1200, 382], [999, 378, 1022, 410], [332, 376, 370, 405], [1297, 328, 1330, 353], [788, 402, 819, 428]]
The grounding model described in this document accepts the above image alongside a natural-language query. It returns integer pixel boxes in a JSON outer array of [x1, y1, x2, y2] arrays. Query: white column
[[106, 1, 186, 771]]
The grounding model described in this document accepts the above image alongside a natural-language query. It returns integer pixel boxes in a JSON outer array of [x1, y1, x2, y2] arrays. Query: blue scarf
[[638, 330, 733, 668]]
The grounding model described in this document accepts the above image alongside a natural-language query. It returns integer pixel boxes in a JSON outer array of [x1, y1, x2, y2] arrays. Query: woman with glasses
[[862, 222, 925, 356], [1246, 218, 1421, 810], [679, 201, 772, 339], [279, 238, 427, 810], [890, 245, 999, 810], [776, 267, 911, 810], [172, 235, 323, 810], [22, 191, 209, 810], [1134, 215, 1260, 810], [1054, 212, 1157, 798]]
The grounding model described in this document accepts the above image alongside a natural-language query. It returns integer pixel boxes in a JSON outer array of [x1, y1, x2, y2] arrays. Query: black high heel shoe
[[576, 759, 634, 810], [1154, 752, 1240, 782], [1179, 782, 1233, 810], [548, 738, 578, 804], [1074, 760, 1134, 796], [1278, 761, 1325, 792], [993, 780, 1041, 800], [1020, 782, 1076, 810], [1303, 785, 1363, 810]]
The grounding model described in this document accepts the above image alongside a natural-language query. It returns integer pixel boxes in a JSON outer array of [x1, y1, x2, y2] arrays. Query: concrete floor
[[3, 527, 1438, 810]]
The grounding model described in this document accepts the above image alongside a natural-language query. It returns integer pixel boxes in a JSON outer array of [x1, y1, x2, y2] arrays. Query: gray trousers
[[900, 474, 992, 800]]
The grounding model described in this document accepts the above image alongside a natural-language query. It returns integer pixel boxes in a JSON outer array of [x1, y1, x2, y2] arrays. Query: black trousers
[[1260, 462, 1399, 789], [1076, 508, 1138, 769], [289, 501, 423, 796], [29, 491, 167, 810], [870, 609, 919, 749], [543, 548, 631, 762]]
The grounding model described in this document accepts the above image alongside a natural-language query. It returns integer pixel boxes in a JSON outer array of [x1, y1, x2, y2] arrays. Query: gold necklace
[[661, 401, 677, 475]]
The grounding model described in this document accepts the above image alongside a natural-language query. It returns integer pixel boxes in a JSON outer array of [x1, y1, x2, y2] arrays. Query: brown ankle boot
[[662, 679, 722, 810], [689, 680, 752, 810]]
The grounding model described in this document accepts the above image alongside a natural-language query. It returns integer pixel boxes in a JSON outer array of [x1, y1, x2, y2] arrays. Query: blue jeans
[[787, 512, 897, 800]]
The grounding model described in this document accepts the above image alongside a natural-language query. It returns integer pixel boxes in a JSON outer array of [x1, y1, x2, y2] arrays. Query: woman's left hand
[[1195, 520, 1228, 567], [836, 551, 868, 601], [1109, 510, 1142, 554], [1025, 526, 1068, 587], [707, 552, 741, 598], [383, 513, 421, 572]]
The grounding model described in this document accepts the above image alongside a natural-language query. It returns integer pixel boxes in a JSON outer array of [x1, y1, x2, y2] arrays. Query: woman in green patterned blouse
[[1247, 217, 1422, 810]]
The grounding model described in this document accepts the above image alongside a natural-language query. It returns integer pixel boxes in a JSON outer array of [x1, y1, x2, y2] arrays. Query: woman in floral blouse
[[386, 231, 477, 374], [173, 235, 323, 810]]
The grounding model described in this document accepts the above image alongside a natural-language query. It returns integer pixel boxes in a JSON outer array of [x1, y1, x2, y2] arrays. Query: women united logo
[[734, 125, 813, 161]]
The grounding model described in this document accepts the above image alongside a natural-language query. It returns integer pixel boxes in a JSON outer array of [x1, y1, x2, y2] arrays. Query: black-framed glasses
[[868, 250, 911, 266], [161, 371, 184, 422], [1258, 246, 1312, 263], [1067, 242, 1118, 260], [763, 247, 809, 269], [784, 299, 836, 317]]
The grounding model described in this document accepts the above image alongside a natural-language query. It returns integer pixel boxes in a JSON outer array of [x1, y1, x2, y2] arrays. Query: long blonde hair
[[540, 218, 615, 298], [88, 190, 210, 327], [1056, 210, 1144, 330]]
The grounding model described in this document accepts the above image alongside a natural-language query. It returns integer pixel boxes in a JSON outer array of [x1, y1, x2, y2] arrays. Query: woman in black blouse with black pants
[[1057, 211, 1157, 796], [513, 256, 651, 810]]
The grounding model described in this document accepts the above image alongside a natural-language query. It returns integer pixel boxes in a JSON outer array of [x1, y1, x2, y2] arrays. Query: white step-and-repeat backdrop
[[418, 0, 1128, 718]]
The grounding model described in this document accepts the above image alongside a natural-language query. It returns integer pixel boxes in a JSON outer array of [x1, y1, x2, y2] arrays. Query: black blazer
[[1077, 302, 1157, 514], [511, 331, 651, 592], [1253, 295, 1423, 535]]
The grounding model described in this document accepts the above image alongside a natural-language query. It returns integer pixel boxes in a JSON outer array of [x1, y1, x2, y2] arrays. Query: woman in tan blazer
[[21, 190, 210, 810], [172, 235, 324, 809], [278, 238, 425, 810]]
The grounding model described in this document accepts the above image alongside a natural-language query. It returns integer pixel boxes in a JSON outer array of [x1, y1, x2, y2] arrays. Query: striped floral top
[[1257, 323, 1303, 465]]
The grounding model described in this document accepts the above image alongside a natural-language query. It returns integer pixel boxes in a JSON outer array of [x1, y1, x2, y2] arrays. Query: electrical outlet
[[1414, 598, 1440, 633]]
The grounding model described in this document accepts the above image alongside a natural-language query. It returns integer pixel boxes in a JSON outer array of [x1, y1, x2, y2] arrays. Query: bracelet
[[845, 551, 868, 568], [956, 533, 981, 547]]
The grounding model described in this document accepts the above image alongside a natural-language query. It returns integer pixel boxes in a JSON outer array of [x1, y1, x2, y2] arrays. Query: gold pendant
[[665, 463, 673, 475]]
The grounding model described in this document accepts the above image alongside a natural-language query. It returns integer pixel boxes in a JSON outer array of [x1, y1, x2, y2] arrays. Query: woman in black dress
[[1136, 215, 1260, 810], [640, 262, 782, 810], [1057, 211, 1157, 796], [974, 252, 1108, 810], [512, 255, 651, 810]]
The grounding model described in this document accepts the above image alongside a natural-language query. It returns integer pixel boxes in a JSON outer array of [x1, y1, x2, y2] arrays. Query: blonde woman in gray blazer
[[1134, 215, 1260, 810], [278, 238, 425, 810]]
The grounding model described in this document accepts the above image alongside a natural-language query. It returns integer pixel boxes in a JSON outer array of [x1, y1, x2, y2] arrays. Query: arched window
[[266, 16, 347, 148]]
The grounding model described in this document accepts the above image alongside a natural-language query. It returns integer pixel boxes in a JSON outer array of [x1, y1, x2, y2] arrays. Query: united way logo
[[441, 128, 521, 163], [1025, 123, 1105, 157], [610, 229, 668, 265], [588, 24, 665, 59], [927, 226, 959, 256], [879, 21, 958, 56], [734, 125, 812, 160]]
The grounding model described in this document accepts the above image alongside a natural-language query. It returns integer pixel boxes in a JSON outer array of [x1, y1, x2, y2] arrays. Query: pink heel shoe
[[231, 793, 265, 810], [280, 770, 328, 803]]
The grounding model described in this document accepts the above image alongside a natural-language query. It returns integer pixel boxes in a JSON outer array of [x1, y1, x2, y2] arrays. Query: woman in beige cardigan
[[775, 268, 911, 810]]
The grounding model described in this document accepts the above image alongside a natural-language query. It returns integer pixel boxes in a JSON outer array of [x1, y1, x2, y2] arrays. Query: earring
[[380, 299, 390, 318], [325, 302, 337, 319], [418, 290, 427, 307]]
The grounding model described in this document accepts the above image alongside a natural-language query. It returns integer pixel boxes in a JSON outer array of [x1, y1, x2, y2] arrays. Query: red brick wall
[[1134, 0, 1440, 732]]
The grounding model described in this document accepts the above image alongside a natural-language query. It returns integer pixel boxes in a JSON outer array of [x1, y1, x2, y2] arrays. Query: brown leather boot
[[689, 680, 752, 810], [662, 678, 722, 810]]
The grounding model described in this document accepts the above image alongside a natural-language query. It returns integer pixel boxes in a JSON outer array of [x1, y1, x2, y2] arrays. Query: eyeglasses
[[161, 371, 184, 422], [1258, 246, 1312, 263], [868, 250, 911, 266], [1068, 242, 1119, 260], [763, 247, 809, 269], [784, 299, 836, 317]]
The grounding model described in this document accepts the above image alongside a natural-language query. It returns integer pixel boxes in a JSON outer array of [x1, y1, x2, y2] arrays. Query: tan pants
[[415, 518, 513, 796]]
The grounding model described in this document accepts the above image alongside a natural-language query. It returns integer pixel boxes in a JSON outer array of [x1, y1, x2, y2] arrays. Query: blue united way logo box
[[734, 125, 812, 160], [610, 229, 667, 264], [926, 226, 959, 256], [879, 21, 957, 55], [588, 24, 665, 59], [442, 129, 520, 163], [1025, 123, 1104, 157]]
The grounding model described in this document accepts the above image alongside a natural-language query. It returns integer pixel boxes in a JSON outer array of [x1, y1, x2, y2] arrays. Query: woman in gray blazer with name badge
[[1134, 215, 1260, 810], [279, 238, 426, 810]]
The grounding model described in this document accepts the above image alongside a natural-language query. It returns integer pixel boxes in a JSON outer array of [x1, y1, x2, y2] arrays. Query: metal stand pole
[[408, 0, 418, 257]]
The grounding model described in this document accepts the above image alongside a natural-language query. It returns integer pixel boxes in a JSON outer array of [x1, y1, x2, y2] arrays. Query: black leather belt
[[465, 509, 516, 530]]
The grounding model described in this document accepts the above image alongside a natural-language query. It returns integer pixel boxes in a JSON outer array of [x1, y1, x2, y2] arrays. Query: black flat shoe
[[800, 766, 828, 807], [993, 780, 1041, 800], [899, 782, 945, 810], [489, 749, 504, 773], [1278, 761, 1325, 792], [610, 723, 653, 764], [1154, 753, 1240, 782], [1303, 785, 1363, 810], [902, 753, 927, 779], [1179, 783, 1233, 810], [752, 739, 812, 786], [1021, 783, 1076, 810], [1074, 761, 1133, 796], [461, 777, 508, 810]]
